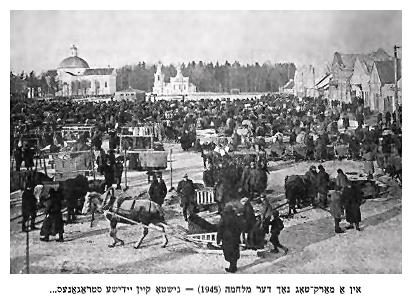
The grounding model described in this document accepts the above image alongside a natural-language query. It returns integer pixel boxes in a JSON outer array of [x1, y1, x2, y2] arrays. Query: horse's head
[[82, 191, 103, 215], [34, 184, 53, 208]]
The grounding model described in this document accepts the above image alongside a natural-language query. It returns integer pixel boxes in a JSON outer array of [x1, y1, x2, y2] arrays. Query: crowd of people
[[12, 93, 401, 272]]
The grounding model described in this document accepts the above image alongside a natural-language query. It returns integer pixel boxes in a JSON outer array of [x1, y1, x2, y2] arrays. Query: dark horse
[[82, 188, 168, 249]]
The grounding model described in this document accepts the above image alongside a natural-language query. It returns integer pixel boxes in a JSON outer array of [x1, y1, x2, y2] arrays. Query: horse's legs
[[90, 212, 94, 228], [134, 227, 148, 249], [159, 224, 168, 248], [108, 220, 124, 248]]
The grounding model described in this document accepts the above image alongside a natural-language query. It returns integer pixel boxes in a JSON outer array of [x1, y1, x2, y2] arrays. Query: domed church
[[57, 45, 116, 96]]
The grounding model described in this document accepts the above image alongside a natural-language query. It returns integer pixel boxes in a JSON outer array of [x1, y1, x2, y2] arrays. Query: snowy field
[[10, 143, 401, 273]]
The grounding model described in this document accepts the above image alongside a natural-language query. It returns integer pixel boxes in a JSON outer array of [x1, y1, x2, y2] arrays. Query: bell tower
[[153, 62, 164, 95]]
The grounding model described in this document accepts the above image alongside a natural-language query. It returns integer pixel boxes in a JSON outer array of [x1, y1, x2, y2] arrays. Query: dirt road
[[10, 144, 401, 273]]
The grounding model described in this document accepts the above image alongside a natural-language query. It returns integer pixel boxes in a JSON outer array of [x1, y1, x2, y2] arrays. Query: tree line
[[10, 60, 296, 97], [116, 61, 296, 93]]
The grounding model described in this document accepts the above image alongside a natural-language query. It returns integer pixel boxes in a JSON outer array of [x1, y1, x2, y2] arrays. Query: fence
[[195, 187, 215, 205]]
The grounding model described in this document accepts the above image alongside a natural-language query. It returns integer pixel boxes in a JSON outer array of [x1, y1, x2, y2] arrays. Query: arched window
[[105, 81, 108, 88]]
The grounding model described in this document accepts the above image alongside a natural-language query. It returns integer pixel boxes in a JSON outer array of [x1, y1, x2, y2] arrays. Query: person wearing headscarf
[[341, 182, 363, 231], [217, 205, 242, 273], [335, 169, 349, 192], [316, 165, 330, 208], [40, 188, 64, 242]]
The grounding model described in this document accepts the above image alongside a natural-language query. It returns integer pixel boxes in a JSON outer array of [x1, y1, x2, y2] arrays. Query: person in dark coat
[[239, 163, 251, 195], [23, 143, 35, 170], [305, 134, 315, 160], [349, 136, 360, 160], [256, 161, 268, 195], [203, 165, 215, 187], [40, 188, 64, 242], [329, 190, 344, 233], [335, 169, 349, 192], [21, 184, 38, 232], [217, 205, 242, 273], [177, 173, 196, 221], [148, 174, 167, 206], [104, 150, 116, 190], [114, 158, 123, 190], [385, 111, 392, 126], [248, 162, 261, 197], [108, 132, 119, 151], [240, 197, 256, 248], [316, 165, 329, 208], [305, 166, 318, 206], [341, 182, 363, 231], [97, 149, 107, 175], [289, 130, 297, 145], [14, 143, 23, 171], [266, 210, 288, 254]]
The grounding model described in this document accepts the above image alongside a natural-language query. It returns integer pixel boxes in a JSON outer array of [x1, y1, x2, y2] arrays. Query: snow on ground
[[10, 143, 402, 273]]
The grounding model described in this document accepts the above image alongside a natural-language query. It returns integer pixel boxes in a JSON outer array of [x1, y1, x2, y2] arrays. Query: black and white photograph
[[9, 9, 403, 276]]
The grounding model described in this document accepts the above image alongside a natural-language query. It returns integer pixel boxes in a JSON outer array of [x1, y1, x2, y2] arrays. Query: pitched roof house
[[369, 59, 401, 113]]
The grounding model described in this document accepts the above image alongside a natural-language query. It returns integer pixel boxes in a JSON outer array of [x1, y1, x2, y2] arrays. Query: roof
[[375, 60, 401, 85], [45, 69, 58, 77], [316, 73, 331, 87], [58, 56, 90, 69], [83, 68, 114, 75], [334, 52, 359, 69], [356, 48, 391, 73], [115, 89, 145, 94], [283, 79, 294, 89]]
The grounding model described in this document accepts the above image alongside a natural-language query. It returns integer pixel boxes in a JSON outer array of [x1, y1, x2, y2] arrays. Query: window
[[105, 81, 107, 88], [158, 76, 160, 81]]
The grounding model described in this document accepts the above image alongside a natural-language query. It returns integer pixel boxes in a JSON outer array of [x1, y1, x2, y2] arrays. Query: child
[[267, 210, 288, 254]]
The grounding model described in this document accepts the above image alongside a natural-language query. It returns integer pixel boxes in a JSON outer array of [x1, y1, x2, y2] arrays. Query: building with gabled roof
[[350, 48, 391, 107], [329, 48, 393, 104], [369, 59, 401, 113]]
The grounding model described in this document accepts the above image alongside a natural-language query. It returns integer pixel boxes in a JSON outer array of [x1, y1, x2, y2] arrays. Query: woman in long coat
[[217, 205, 242, 273], [40, 188, 64, 242], [341, 183, 362, 231], [329, 190, 344, 233]]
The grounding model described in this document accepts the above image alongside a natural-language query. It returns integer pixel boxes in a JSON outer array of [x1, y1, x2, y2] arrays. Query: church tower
[[153, 63, 165, 95]]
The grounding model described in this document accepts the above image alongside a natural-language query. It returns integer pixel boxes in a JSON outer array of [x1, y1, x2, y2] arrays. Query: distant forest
[[10, 61, 296, 97], [116, 61, 296, 93]]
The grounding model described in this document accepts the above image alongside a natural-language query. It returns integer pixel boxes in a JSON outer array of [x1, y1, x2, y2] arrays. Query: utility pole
[[313, 66, 316, 98], [393, 45, 401, 126]]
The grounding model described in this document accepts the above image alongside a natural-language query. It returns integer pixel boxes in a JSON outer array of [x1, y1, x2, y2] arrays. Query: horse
[[82, 188, 168, 249], [284, 175, 311, 216], [33, 174, 90, 223]]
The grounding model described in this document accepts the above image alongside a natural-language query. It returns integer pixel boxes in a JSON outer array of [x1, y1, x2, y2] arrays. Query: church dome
[[59, 56, 89, 69], [58, 45, 90, 69]]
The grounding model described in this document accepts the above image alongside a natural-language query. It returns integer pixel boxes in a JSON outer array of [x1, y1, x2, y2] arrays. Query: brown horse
[[82, 188, 168, 249]]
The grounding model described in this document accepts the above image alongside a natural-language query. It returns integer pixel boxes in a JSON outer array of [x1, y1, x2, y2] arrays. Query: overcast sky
[[10, 10, 401, 74]]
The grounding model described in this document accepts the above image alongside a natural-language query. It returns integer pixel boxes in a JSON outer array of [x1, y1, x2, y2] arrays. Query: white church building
[[152, 63, 196, 96], [57, 45, 116, 97]]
